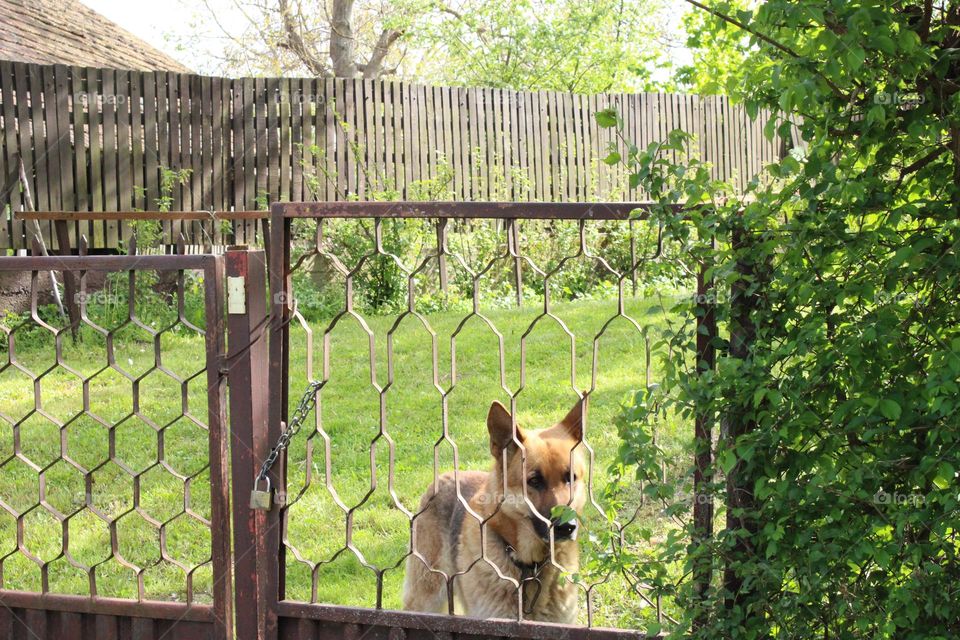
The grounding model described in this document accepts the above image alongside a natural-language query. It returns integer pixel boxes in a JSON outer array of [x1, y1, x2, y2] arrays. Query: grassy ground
[[0, 290, 689, 628]]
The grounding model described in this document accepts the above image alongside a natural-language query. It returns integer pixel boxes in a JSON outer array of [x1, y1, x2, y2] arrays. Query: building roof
[[0, 0, 192, 72]]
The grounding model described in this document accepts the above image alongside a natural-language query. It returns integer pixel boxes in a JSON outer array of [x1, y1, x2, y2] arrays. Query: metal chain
[[255, 379, 324, 484]]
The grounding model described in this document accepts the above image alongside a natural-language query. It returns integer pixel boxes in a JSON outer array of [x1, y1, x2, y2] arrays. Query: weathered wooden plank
[[101, 69, 119, 246], [38, 64, 60, 220], [277, 76, 290, 202], [68, 66, 89, 246], [426, 84, 439, 182], [254, 77, 268, 209], [210, 76, 224, 215], [1, 61, 22, 248], [414, 83, 427, 187], [466, 87, 479, 197], [361, 78, 375, 198], [130, 70, 145, 213], [292, 77, 307, 202], [336, 78, 349, 197], [116, 69, 133, 215], [384, 80, 396, 195], [450, 86, 464, 200]]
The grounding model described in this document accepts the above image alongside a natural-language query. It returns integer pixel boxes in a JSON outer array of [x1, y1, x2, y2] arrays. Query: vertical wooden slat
[[116, 70, 133, 214], [210, 76, 224, 215], [466, 87, 479, 198], [1, 61, 22, 248], [70, 67, 91, 246], [200, 75, 214, 241], [483, 87, 496, 197], [414, 84, 427, 187], [130, 70, 145, 213], [383, 80, 395, 196], [83, 67, 104, 245], [426, 84, 438, 182], [189, 73, 203, 217], [243, 77, 256, 218], [323, 78, 335, 201], [155, 71, 171, 241], [292, 78, 307, 202], [146, 71, 162, 209], [278, 76, 291, 202], [450, 86, 463, 200], [254, 77, 268, 210], [101, 70, 119, 246]]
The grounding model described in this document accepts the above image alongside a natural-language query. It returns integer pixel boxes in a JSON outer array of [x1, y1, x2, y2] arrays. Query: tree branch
[[683, 0, 847, 100], [362, 28, 403, 78], [278, 0, 330, 75]]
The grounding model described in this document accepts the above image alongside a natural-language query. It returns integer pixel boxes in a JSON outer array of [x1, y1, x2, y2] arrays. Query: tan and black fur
[[402, 400, 587, 622]]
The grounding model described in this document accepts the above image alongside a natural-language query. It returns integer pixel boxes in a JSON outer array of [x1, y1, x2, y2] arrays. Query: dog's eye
[[527, 472, 545, 490]]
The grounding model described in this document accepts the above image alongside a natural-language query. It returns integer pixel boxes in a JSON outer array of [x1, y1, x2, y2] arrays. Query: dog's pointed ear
[[559, 399, 584, 441], [488, 401, 523, 458]]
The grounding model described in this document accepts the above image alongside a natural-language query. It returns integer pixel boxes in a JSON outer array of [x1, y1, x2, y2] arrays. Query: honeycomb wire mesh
[[279, 216, 685, 629], [0, 261, 218, 603]]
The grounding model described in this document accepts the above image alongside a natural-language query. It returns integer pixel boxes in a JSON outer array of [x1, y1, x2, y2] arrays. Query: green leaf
[[603, 151, 621, 166], [595, 109, 619, 128], [878, 399, 901, 420]]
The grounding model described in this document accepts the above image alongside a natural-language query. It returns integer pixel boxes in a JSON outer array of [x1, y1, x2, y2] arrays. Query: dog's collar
[[505, 544, 543, 578], [505, 543, 545, 614]]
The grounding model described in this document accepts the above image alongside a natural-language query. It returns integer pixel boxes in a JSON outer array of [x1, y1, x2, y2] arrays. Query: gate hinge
[[227, 276, 246, 314]]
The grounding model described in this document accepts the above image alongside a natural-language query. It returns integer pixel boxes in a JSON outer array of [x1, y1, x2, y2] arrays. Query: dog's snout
[[552, 518, 577, 540]]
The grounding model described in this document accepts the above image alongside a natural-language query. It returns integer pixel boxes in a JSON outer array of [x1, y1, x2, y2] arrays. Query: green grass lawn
[[0, 290, 690, 628]]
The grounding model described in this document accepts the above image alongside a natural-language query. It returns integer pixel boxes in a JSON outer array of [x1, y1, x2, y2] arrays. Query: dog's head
[[486, 400, 587, 542]]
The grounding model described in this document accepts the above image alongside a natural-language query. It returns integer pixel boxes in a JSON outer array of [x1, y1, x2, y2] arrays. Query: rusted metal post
[[226, 248, 270, 640], [202, 255, 234, 640], [436, 217, 449, 293], [692, 254, 717, 630], [264, 204, 292, 639]]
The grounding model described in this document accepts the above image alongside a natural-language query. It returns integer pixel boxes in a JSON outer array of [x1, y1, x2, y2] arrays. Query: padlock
[[249, 476, 272, 511]]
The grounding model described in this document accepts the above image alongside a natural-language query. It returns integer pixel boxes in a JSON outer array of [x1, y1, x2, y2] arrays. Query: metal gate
[[236, 202, 667, 640], [2, 202, 703, 639], [0, 250, 232, 639]]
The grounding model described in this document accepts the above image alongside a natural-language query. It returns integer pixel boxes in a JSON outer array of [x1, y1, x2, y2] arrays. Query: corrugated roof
[[0, 0, 192, 72]]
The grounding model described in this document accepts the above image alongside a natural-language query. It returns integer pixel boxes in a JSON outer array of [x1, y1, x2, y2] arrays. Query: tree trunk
[[330, 0, 359, 77]]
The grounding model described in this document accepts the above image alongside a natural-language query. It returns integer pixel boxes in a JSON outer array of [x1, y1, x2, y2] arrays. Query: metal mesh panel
[[0, 256, 224, 605], [278, 215, 682, 629]]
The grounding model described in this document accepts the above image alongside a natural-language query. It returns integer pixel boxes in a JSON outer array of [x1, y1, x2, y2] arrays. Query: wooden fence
[[0, 61, 787, 251]]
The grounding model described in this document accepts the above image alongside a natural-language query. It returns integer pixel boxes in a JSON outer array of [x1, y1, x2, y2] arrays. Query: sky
[[79, 0, 693, 81], [81, 0, 238, 73]]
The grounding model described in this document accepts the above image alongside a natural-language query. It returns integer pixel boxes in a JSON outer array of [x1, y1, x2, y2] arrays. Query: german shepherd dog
[[402, 400, 586, 622]]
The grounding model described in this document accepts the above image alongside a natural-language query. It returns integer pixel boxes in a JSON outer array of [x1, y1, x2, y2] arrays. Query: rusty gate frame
[[0, 251, 233, 639], [1, 201, 718, 639], [229, 201, 710, 640]]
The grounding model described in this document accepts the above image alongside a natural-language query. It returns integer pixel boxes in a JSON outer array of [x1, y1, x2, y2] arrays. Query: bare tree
[[195, 0, 411, 77]]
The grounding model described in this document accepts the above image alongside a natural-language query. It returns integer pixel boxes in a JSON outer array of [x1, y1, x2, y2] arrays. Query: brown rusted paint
[[0, 590, 214, 622], [227, 248, 272, 640], [18, 211, 269, 221], [275, 603, 650, 639], [204, 256, 234, 640], [274, 201, 661, 220]]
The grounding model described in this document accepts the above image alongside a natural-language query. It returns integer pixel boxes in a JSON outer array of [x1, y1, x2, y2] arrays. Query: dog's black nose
[[552, 519, 577, 540]]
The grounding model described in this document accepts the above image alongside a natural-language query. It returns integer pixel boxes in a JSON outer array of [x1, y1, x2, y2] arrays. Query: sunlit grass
[[0, 295, 691, 628]]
